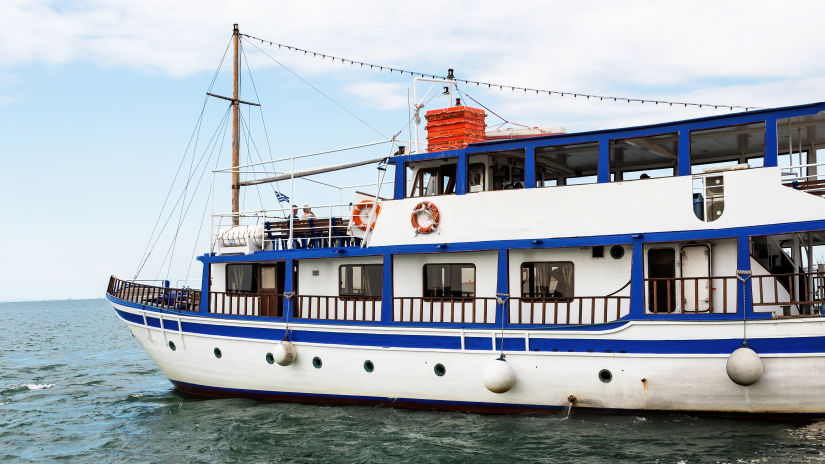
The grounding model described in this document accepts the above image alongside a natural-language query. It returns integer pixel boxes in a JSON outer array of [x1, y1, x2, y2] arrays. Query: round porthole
[[168, 341, 176, 351], [434, 363, 446, 377], [214, 347, 222, 359], [266, 352, 275, 365], [363, 360, 374, 373], [312, 356, 323, 369], [599, 369, 613, 383], [610, 245, 625, 260]]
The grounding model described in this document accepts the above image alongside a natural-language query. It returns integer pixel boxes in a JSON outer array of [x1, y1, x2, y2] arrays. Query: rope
[[240, 33, 758, 112], [736, 269, 753, 346], [495, 293, 509, 359], [243, 38, 387, 139]]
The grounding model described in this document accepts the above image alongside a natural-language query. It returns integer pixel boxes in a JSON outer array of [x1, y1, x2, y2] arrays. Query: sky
[[3, 0, 825, 301]]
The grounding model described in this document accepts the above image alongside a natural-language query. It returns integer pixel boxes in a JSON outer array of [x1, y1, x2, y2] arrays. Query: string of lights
[[241, 33, 758, 112]]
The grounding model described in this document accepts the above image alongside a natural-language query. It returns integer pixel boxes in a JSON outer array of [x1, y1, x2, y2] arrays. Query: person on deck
[[301, 205, 316, 220]]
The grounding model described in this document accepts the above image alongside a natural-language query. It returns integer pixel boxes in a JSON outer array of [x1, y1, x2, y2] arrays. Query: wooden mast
[[231, 23, 240, 226]]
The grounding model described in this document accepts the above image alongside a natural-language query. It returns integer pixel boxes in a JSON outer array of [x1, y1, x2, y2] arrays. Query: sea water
[[2, 299, 824, 463]]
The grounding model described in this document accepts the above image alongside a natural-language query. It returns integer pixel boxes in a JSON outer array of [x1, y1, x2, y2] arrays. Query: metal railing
[[211, 203, 363, 253], [294, 295, 381, 321], [393, 297, 497, 324], [782, 161, 825, 196], [645, 276, 737, 314], [107, 276, 201, 312], [508, 296, 630, 325]]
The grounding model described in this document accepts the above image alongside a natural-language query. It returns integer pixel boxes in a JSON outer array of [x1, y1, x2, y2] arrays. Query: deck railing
[[645, 276, 737, 314], [393, 297, 497, 324], [508, 296, 630, 325], [208, 291, 284, 317], [294, 295, 380, 321], [752, 271, 825, 309], [107, 276, 201, 312]]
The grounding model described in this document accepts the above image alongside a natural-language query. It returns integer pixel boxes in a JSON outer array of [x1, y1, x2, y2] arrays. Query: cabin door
[[259, 262, 285, 317], [680, 245, 711, 312], [648, 248, 676, 313]]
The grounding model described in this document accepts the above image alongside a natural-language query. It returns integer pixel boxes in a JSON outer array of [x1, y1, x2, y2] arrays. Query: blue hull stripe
[[113, 308, 825, 355]]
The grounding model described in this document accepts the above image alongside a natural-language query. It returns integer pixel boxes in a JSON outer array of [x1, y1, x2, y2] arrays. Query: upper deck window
[[408, 161, 457, 197], [610, 133, 677, 181], [467, 149, 526, 192], [536, 142, 598, 187], [690, 122, 765, 173]]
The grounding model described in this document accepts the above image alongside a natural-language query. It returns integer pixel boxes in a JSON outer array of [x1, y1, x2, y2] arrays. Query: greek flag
[[275, 191, 290, 203]]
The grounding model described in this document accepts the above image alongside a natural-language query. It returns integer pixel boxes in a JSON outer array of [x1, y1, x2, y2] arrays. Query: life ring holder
[[352, 200, 381, 231], [411, 201, 440, 234]]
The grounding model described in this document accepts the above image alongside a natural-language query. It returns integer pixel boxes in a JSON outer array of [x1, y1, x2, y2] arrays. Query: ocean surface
[[2, 299, 825, 463]]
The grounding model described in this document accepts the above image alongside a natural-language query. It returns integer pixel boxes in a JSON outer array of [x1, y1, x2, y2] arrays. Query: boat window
[[520, 262, 574, 300], [647, 249, 676, 313], [339, 264, 383, 298], [468, 149, 525, 192], [226, 263, 256, 293], [610, 133, 677, 181], [777, 113, 825, 190], [468, 162, 486, 192], [408, 162, 457, 197], [690, 122, 765, 173], [692, 175, 724, 222], [536, 142, 598, 187], [423, 264, 475, 298]]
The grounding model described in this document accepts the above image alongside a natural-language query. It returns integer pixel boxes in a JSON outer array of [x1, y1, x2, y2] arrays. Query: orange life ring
[[411, 201, 440, 234], [352, 200, 381, 231]]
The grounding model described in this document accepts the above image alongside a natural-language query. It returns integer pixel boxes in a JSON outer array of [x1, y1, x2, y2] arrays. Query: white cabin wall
[[297, 256, 384, 296], [508, 246, 632, 297], [211, 263, 226, 292], [370, 167, 825, 246], [393, 251, 498, 323]]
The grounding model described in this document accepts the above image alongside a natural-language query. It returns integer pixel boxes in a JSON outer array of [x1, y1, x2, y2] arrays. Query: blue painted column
[[381, 253, 394, 323], [764, 118, 778, 167], [737, 235, 753, 316], [200, 259, 210, 314], [597, 139, 609, 183], [495, 248, 509, 328], [284, 257, 294, 319], [524, 146, 536, 188], [629, 239, 645, 318], [456, 150, 468, 195], [393, 161, 406, 199], [678, 129, 691, 176]]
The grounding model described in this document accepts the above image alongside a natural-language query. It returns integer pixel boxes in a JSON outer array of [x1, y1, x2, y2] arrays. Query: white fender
[[274, 340, 297, 366], [726, 346, 763, 386], [483, 358, 516, 393]]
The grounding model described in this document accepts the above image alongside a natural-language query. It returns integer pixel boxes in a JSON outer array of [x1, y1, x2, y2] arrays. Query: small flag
[[275, 191, 289, 203]]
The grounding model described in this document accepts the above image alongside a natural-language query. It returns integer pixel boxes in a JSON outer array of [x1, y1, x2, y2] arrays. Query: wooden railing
[[208, 292, 283, 317], [752, 271, 825, 308], [508, 296, 630, 325], [393, 297, 497, 324], [107, 276, 201, 311], [294, 295, 380, 321], [645, 276, 737, 314]]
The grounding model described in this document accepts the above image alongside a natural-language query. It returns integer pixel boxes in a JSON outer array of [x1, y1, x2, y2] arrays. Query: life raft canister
[[352, 200, 381, 231], [411, 201, 440, 234]]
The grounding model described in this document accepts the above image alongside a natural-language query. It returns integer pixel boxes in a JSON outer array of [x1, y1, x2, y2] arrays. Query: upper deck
[[211, 102, 825, 254]]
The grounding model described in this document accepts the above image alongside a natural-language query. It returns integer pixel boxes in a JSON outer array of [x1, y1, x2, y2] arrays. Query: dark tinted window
[[424, 264, 475, 298], [339, 264, 383, 298], [226, 264, 256, 293], [521, 262, 574, 299]]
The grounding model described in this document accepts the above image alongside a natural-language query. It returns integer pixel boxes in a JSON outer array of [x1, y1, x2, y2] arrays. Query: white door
[[681, 245, 711, 312]]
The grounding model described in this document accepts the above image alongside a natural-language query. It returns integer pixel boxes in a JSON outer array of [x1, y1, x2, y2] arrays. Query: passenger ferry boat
[[106, 26, 825, 417]]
